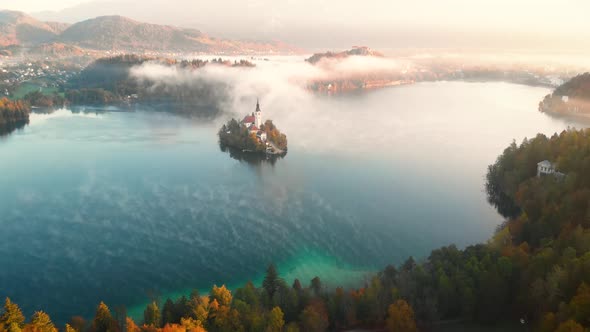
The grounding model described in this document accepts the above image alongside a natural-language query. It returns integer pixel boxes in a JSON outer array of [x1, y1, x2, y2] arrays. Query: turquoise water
[[0, 81, 586, 324]]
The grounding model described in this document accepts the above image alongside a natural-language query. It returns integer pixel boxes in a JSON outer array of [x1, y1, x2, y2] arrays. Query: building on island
[[255, 100, 262, 128], [242, 99, 268, 145], [537, 160, 565, 179]]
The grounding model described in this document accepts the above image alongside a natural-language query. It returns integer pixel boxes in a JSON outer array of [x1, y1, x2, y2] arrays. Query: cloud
[[127, 53, 585, 157]]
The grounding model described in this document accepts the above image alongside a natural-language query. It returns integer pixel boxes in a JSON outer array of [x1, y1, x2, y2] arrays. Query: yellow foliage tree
[[385, 300, 417, 332], [554, 320, 584, 332], [210, 285, 232, 307], [265, 307, 284, 332]]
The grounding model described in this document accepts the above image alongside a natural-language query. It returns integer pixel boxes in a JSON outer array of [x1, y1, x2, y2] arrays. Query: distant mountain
[[58, 15, 208, 51], [44, 21, 71, 34], [0, 10, 299, 54], [0, 10, 59, 46]]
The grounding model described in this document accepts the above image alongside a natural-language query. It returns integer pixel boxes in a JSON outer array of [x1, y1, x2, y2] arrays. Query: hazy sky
[[2, 0, 590, 50]]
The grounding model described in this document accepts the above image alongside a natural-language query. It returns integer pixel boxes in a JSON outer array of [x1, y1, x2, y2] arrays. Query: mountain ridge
[[0, 10, 300, 54]]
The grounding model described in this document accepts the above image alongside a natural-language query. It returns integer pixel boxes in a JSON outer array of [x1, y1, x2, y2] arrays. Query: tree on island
[[218, 118, 287, 154]]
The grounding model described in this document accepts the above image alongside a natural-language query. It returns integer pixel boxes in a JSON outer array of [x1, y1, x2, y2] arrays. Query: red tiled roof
[[249, 125, 259, 131], [243, 115, 255, 123]]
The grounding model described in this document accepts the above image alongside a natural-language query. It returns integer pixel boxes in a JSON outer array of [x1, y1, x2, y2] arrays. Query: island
[[305, 46, 414, 94], [539, 72, 590, 117], [218, 100, 287, 158]]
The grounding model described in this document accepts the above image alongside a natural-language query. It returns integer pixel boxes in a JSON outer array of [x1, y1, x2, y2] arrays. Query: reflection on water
[[0, 120, 28, 138], [219, 143, 286, 166]]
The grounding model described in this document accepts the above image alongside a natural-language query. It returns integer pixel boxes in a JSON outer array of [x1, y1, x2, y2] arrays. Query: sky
[[2, 0, 590, 51]]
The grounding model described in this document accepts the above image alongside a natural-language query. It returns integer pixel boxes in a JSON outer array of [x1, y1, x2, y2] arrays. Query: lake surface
[[0, 81, 587, 324]]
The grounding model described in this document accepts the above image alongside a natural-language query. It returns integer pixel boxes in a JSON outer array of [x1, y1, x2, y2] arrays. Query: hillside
[[0, 10, 299, 54], [0, 10, 59, 46], [58, 15, 207, 51], [539, 72, 590, 116], [64, 55, 256, 116]]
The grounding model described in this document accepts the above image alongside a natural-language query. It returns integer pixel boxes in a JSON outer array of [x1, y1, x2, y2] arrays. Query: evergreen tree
[[263, 264, 282, 300], [161, 299, 175, 325], [310, 277, 322, 296], [292, 279, 302, 293]]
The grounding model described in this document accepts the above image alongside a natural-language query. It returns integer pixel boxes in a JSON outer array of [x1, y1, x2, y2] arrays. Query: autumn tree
[[264, 307, 284, 332], [91, 302, 118, 332], [299, 301, 328, 332], [67, 317, 86, 332], [143, 301, 161, 327], [386, 300, 417, 332], [569, 282, 590, 326], [284, 322, 300, 332], [0, 298, 25, 330], [180, 317, 206, 332], [187, 291, 209, 324], [125, 318, 139, 332], [27, 311, 57, 332], [210, 285, 232, 307], [554, 320, 584, 332]]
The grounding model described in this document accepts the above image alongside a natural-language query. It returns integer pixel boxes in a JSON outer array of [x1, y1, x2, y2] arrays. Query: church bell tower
[[255, 99, 262, 128]]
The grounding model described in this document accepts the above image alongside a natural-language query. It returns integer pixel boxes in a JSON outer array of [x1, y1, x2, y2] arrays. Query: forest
[[62, 55, 254, 117], [0, 98, 30, 126], [539, 72, 590, 115], [2, 129, 590, 332], [21, 91, 67, 108]]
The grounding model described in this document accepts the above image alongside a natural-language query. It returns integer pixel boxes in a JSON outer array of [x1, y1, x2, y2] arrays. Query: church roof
[[249, 125, 259, 131], [243, 115, 255, 123]]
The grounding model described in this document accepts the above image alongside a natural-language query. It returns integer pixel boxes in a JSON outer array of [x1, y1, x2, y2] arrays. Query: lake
[[0, 81, 586, 324]]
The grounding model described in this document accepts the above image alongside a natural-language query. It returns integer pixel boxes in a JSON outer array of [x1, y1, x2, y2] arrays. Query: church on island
[[241, 99, 267, 143], [218, 99, 287, 156]]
